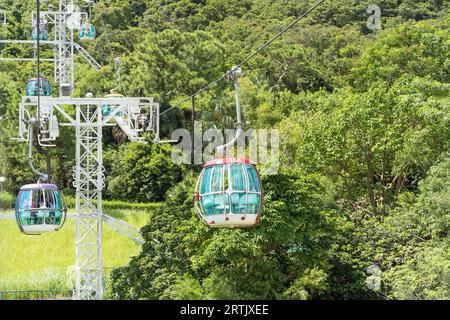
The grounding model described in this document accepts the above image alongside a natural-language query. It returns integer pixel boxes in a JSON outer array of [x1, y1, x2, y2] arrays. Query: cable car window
[[230, 165, 246, 191], [26, 81, 34, 94], [44, 189, 54, 224], [18, 190, 32, 225], [54, 190, 63, 209], [248, 194, 261, 214], [214, 194, 229, 214], [211, 165, 223, 192], [31, 189, 41, 208], [45, 188, 54, 208], [201, 195, 215, 215], [200, 167, 213, 194], [224, 167, 229, 190], [231, 193, 245, 214], [245, 165, 260, 192], [20, 190, 32, 210], [21, 211, 32, 226], [54, 190, 63, 224]]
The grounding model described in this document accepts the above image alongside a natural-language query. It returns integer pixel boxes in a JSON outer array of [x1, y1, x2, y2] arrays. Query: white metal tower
[[55, 0, 75, 96], [74, 102, 104, 299], [17, 96, 161, 299], [1, 0, 162, 300]]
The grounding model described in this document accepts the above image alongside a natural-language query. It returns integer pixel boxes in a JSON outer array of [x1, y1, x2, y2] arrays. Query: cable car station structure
[[0, 0, 100, 96], [1, 0, 161, 300]]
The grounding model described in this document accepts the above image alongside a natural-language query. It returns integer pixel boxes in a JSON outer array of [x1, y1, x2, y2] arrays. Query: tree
[[110, 169, 365, 299], [354, 154, 450, 299], [106, 140, 184, 202]]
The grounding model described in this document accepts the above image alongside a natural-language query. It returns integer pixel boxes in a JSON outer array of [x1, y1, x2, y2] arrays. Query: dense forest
[[0, 0, 449, 299]]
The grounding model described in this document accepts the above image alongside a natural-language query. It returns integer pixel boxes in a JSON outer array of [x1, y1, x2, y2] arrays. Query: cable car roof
[[27, 77, 49, 82], [20, 183, 58, 190], [203, 157, 255, 167]]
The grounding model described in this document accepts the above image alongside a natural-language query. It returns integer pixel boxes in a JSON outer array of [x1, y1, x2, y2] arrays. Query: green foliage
[[354, 18, 450, 87], [106, 141, 184, 202], [122, 29, 227, 101], [0, 192, 14, 210], [352, 155, 450, 299], [64, 196, 163, 212], [284, 267, 329, 300], [383, 240, 449, 300], [110, 170, 364, 299]]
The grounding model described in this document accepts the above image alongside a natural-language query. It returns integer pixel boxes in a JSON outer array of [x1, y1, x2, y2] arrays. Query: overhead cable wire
[[36, 0, 41, 125], [159, 0, 325, 117]]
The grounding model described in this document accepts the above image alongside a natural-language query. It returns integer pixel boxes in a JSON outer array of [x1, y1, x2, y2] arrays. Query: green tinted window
[[245, 165, 260, 192], [200, 167, 213, 194], [20, 190, 32, 209], [230, 165, 246, 191], [230, 193, 260, 214], [211, 165, 223, 192], [201, 194, 230, 215], [54, 190, 63, 209]]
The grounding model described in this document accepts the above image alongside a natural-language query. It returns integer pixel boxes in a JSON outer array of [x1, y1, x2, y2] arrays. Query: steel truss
[[56, 0, 74, 96], [74, 103, 104, 299], [0, 1, 99, 96]]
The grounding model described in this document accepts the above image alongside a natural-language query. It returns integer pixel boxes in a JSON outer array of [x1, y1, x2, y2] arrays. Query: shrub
[[0, 192, 15, 210]]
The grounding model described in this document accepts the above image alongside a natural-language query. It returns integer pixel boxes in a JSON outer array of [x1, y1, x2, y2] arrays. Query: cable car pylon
[[7, 0, 161, 300]]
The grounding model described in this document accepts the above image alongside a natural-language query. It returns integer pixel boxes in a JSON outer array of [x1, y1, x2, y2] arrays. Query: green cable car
[[15, 183, 67, 235], [194, 157, 263, 228], [79, 22, 96, 41], [26, 77, 52, 96]]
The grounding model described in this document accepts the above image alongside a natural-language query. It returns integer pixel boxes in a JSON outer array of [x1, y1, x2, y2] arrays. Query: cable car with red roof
[[193, 67, 264, 228], [194, 157, 263, 227]]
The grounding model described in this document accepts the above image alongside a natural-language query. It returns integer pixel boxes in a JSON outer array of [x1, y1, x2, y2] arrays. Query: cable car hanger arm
[[216, 67, 244, 154], [28, 117, 49, 182]]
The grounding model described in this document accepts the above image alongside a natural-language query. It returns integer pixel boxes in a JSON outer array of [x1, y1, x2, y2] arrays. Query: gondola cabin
[[31, 25, 48, 41], [102, 93, 125, 117], [26, 78, 52, 96], [15, 184, 67, 235], [194, 157, 263, 228], [79, 22, 96, 40]]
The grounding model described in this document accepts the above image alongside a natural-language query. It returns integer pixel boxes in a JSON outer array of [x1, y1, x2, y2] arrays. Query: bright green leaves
[[121, 29, 226, 102], [110, 169, 348, 299], [106, 141, 184, 202]]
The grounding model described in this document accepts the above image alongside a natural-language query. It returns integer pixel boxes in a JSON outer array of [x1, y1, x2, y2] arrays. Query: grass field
[[0, 207, 155, 294]]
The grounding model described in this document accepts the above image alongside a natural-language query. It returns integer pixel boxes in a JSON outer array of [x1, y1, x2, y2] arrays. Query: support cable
[[28, 118, 48, 182], [36, 0, 41, 125]]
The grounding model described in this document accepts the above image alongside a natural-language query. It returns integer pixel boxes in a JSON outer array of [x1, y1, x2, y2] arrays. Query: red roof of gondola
[[203, 157, 255, 167]]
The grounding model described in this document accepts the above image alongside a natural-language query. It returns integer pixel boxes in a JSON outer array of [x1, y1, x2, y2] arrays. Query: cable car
[[31, 24, 48, 41], [193, 67, 264, 227], [26, 77, 52, 96], [79, 22, 96, 40], [102, 93, 125, 117], [15, 183, 67, 235], [194, 157, 263, 228]]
